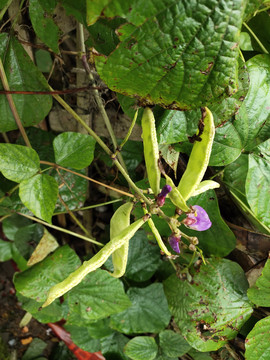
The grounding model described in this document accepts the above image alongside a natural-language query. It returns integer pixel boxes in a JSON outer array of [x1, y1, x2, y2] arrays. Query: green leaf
[[19, 174, 58, 223], [187, 349, 213, 360], [246, 154, 270, 227], [163, 258, 253, 352], [105, 230, 161, 282], [234, 54, 270, 151], [159, 330, 191, 358], [53, 132, 96, 170], [86, 0, 111, 25], [159, 144, 179, 177], [2, 213, 32, 240], [14, 245, 81, 302], [248, 257, 270, 306], [156, 109, 199, 145], [0, 34, 52, 132], [0, 144, 40, 183], [209, 121, 242, 166], [101, 332, 130, 360], [61, 0, 86, 24], [245, 316, 270, 360], [17, 293, 64, 324], [96, 0, 245, 109], [246, 12, 270, 54], [11, 243, 28, 271], [29, 0, 59, 53], [185, 190, 236, 257], [63, 325, 101, 353], [110, 283, 171, 334], [124, 337, 158, 360], [14, 223, 44, 260], [244, 0, 266, 21], [0, 239, 12, 262], [35, 49, 53, 73], [67, 269, 131, 322], [22, 338, 47, 360], [239, 32, 253, 51]]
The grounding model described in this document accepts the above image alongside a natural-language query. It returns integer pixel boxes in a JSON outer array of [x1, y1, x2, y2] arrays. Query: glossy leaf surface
[[245, 316, 270, 360], [124, 337, 158, 360]]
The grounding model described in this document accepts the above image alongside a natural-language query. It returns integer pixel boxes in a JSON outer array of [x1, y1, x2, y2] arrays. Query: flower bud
[[168, 234, 181, 253], [156, 185, 172, 207]]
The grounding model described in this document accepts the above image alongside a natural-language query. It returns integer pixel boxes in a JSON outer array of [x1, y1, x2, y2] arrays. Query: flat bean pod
[[178, 107, 215, 201], [141, 107, 160, 195], [42, 216, 148, 308], [110, 202, 133, 278], [191, 180, 220, 197]]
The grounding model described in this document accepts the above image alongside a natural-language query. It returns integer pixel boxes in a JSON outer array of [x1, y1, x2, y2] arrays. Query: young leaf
[[0, 34, 52, 132], [66, 269, 131, 322], [124, 337, 158, 360], [110, 284, 171, 334], [248, 257, 270, 307], [29, 0, 59, 53], [53, 132, 96, 169], [0, 144, 40, 183], [19, 174, 58, 224], [163, 258, 253, 352], [246, 154, 270, 228], [245, 316, 270, 360]]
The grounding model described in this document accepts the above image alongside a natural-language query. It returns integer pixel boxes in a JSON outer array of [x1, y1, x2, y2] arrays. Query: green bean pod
[[141, 107, 160, 195], [110, 202, 133, 278], [191, 180, 220, 197], [178, 107, 215, 201], [42, 215, 148, 308], [165, 174, 190, 212]]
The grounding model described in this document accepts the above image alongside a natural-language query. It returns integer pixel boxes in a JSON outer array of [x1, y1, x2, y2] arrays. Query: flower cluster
[[156, 185, 172, 207]]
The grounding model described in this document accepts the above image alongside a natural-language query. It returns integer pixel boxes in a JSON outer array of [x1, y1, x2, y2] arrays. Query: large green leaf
[[95, 0, 245, 110], [2, 213, 32, 240], [29, 0, 59, 53], [163, 258, 253, 352], [245, 154, 270, 227], [63, 325, 101, 353], [234, 55, 270, 151], [14, 245, 81, 302], [14, 223, 43, 260], [105, 230, 161, 282], [159, 330, 191, 358], [110, 283, 171, 334], [19, 174, 58, 223], [245, 316, 270, 360], [0, 239, 12, 262], [53, 132, 96, 170], [248, 257, 270, 307], [0, 144, 40, 183], [101, 332, 130, 360], [124, 337, 158, 360], [185, 190, 236, 257], [0, 34, 52, 132], [66, 269, 131, 322]]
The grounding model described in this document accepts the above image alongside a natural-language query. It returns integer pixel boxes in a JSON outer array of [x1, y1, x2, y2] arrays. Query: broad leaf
[[67, 269, 131, 322], [29, 0, 59, 53], [86, 0, 111, 25], [0, 34, 52, 132], [105, 230, 161, 282], [0, 144, 40, 183], [124, 337, 158, 360], [185, 190, 236, 257], [245, 316, 270, 360], [248, 257, 270, 307], [0, 239, 12, 262], [19, 174, 58, 223], [53, 132, 96, 170], [2, 213, 32, 241], [159, 330, 191, 358], [101, 332, 130, 360], [14, 223, 44, 260], [21, 338, 47, 360], [96, 0, 245, 109], [163, 258, 253, 352], [110, 284, 171, 334], [14, 245, 81, 302], [234, 55, 270, 151], [63, 325, 101, 352], [246, 154, 270, 227]]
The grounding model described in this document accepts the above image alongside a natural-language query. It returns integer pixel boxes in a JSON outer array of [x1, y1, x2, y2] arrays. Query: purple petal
[[184, 205, 212, 231], [169, 235, 181, 253]]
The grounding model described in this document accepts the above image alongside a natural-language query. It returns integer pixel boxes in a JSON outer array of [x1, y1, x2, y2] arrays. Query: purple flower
[[183, 205, 212, 231], [168, 235, 181, 253], [157, 185, 172, 207]]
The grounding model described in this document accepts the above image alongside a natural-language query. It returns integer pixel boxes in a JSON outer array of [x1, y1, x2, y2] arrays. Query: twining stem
[[243, 22, 269, 54], [78, 22, 127, 172], [40, 160, 134, 198], [0, 58, 32, 148], [53, 199, 122, 215], [17, 212, 103, 246]]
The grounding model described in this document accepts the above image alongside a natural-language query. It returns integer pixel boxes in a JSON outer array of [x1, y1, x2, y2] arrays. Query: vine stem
[[0, 58, 32, 148], [243, 22, 269, 54], [17, 212, 104, 246], [78, 22, 127, 173], [40, 160, 134, 198], [53, 199, 122, 215]]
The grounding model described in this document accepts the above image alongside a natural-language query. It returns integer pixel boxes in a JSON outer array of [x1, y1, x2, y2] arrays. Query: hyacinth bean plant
[[1, 1, 270, 359]]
